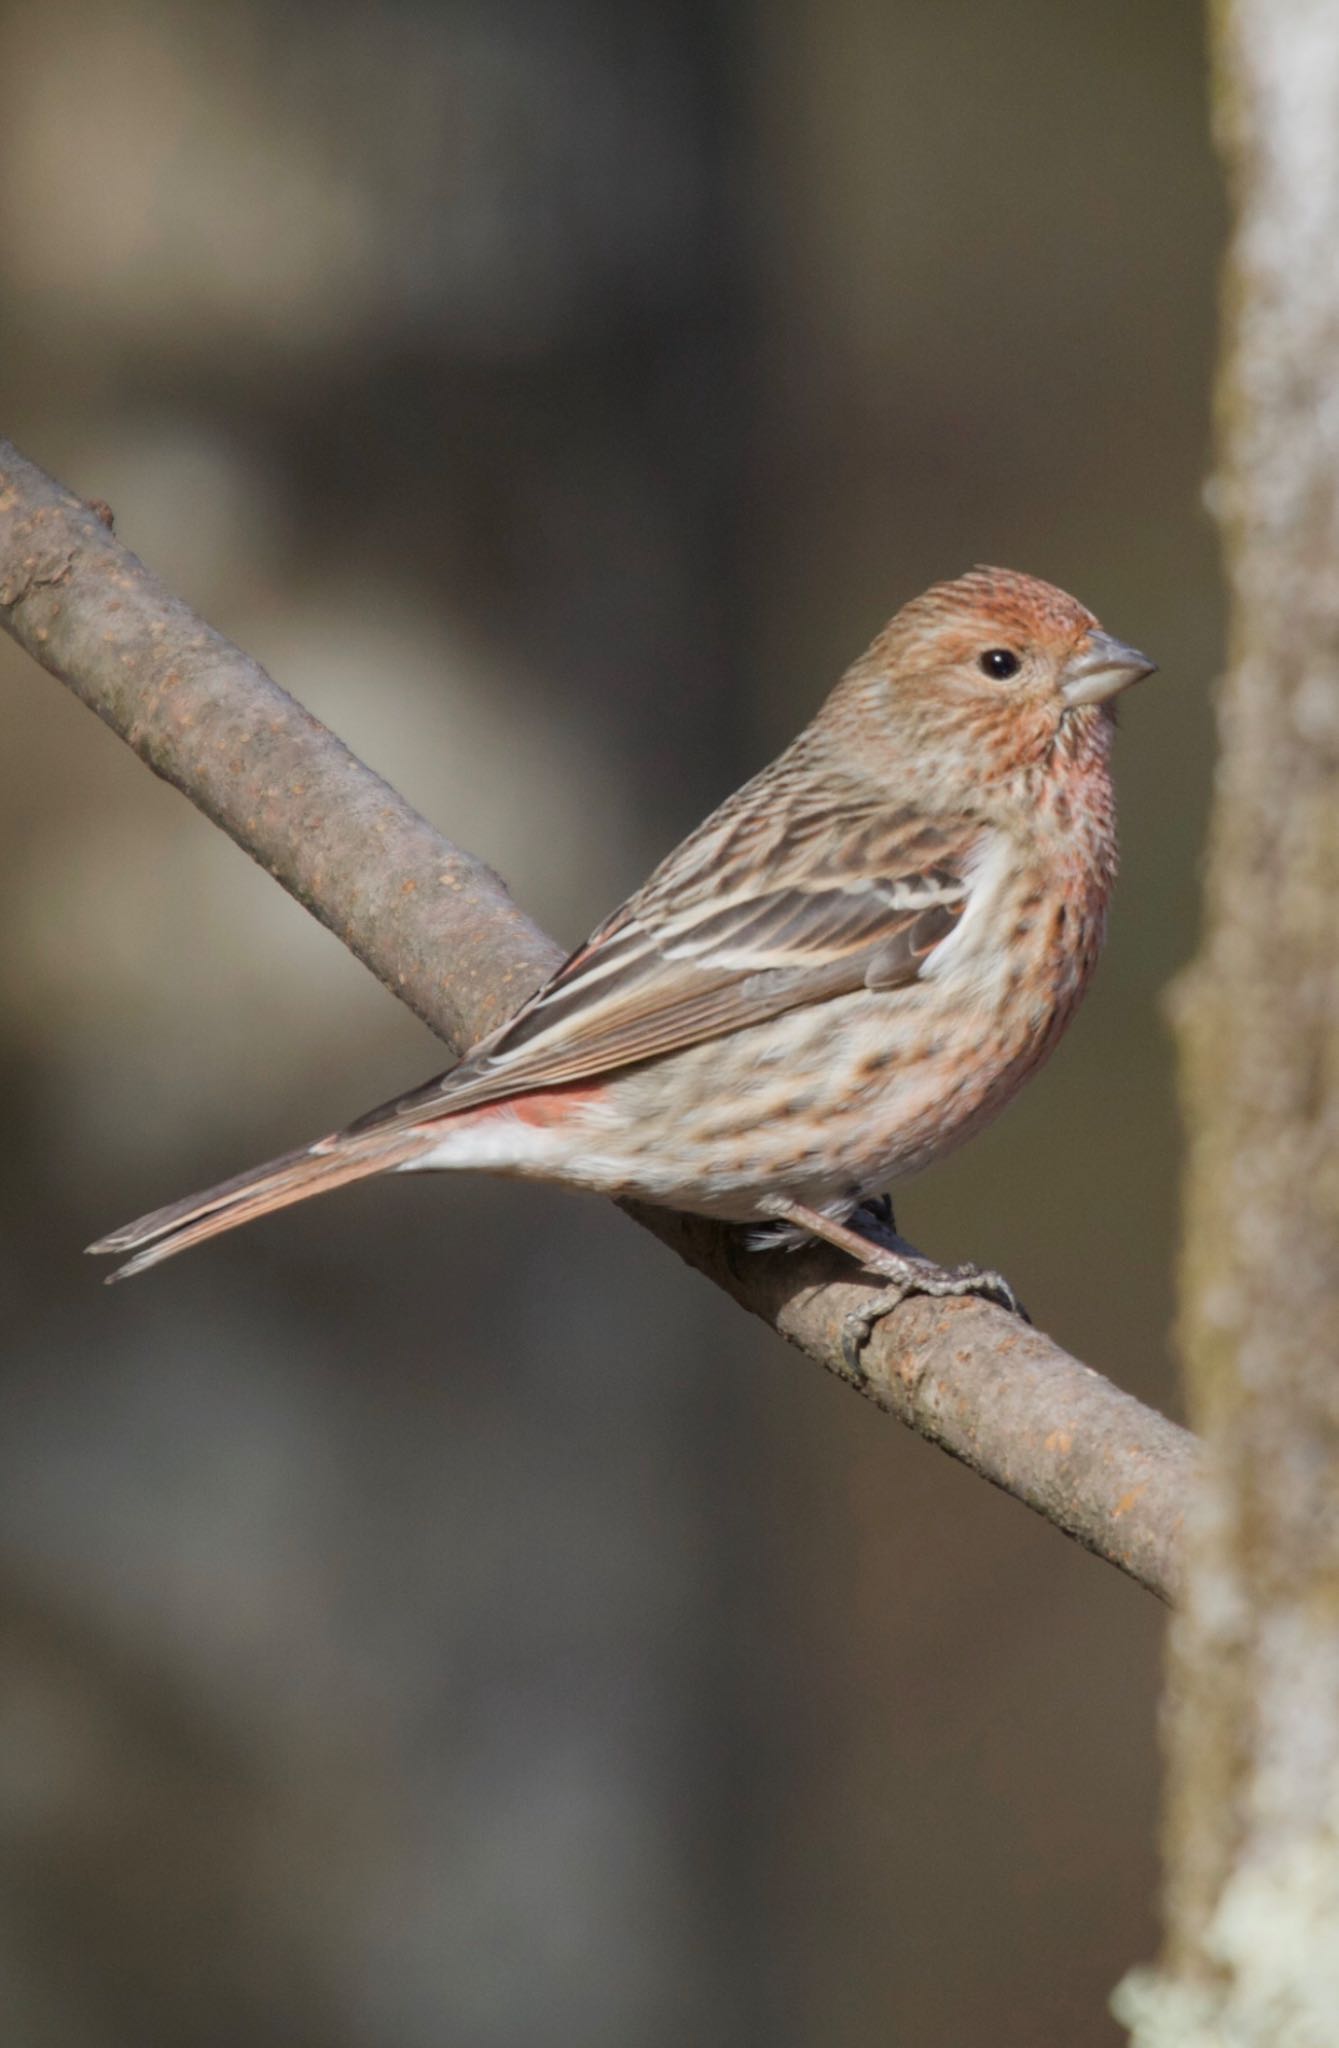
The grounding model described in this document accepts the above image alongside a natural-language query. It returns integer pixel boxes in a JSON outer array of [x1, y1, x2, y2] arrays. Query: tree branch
[[0, 437, 1198, 1603]]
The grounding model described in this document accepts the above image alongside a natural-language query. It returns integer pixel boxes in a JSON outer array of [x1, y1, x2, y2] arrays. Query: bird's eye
[[979, 648, 1021, 680]]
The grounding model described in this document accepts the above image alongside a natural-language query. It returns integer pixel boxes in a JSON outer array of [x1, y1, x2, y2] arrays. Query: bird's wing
[[347, 810, 984, 1133]]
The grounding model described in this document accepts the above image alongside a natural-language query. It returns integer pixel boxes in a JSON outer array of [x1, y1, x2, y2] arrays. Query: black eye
[[979, 648, 1021, 680]]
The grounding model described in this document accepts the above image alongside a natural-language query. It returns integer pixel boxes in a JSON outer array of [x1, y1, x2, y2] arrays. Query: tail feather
[[88, 1127, 434, 1282]]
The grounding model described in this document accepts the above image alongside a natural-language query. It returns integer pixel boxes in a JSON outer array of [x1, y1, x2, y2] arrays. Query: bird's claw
[[840, 1259, 1029, 1381], [842, 1286, 912, 1377], [929, 1261, 1029, 1322]]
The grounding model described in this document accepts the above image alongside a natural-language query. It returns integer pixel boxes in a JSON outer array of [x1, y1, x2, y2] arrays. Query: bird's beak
[[1061, 630, 1157, 707]]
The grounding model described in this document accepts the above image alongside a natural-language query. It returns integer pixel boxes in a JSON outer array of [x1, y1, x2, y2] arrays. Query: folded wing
[[349, 810, 984, 1132], [89, 806, 985, 1277]]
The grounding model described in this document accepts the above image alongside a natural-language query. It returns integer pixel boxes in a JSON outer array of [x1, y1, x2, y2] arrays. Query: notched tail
[[87, 1127, 433, 1282]]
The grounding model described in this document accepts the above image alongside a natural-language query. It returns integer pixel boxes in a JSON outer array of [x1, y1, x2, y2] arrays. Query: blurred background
[[0, 3, 1221, 2043]]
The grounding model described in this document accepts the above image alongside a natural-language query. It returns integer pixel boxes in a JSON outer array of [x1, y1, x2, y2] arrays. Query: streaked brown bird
[[91, 567, 1154, 1352]]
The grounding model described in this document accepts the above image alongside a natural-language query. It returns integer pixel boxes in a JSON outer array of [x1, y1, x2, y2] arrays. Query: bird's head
[[829, 567, 1156, 801]]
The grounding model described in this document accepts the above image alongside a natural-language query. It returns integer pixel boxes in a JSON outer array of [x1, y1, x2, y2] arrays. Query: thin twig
[[0, 437, 1199, 1602]]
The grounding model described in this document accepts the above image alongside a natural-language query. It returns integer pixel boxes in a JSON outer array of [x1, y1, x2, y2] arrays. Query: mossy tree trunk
[[1118, 3, 1339, 2040]]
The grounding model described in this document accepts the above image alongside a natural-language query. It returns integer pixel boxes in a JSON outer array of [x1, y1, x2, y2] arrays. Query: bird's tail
[[87, 1124, 435, 1282]]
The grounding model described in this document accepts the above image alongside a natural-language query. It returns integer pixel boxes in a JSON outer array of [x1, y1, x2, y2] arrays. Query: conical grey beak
[[1061, 630, 1157, 707]]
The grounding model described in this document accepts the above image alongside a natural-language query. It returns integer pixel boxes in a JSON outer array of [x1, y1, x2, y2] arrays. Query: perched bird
[[90, 567, 1154, 1352]]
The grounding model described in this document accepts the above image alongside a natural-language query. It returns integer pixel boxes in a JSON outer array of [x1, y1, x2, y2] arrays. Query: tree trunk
[[1118, 3, 1339, 2038]]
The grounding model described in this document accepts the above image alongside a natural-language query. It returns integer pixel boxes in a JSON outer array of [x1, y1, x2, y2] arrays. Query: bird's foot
[[839, 1251, 1027, 1378], [752, 1192, 1027, 1383]]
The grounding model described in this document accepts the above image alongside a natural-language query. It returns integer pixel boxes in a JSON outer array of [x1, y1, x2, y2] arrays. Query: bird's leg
[[755, 1194, 1026, 1380]]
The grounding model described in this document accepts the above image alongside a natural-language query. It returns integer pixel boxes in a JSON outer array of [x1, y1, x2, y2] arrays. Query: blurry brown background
[[0, 4, 1221, 2044]]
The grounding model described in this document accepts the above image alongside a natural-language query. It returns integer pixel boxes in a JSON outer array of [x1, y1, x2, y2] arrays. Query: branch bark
[[0, 436, 1197, 1603]]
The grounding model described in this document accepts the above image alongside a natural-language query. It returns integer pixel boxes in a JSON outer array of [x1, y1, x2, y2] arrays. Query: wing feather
[[347, 807, 986, 1136]]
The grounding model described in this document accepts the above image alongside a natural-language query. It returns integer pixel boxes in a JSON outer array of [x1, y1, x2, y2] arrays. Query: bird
[[89, 566, 1154, 1355]]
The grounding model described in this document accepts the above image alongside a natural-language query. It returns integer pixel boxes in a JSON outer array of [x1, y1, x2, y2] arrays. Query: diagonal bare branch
[[0, 437, 1199, 1602]]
